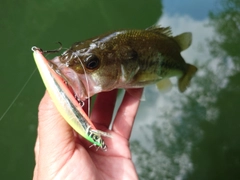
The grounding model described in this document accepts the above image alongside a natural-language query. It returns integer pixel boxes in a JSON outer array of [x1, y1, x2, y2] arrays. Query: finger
[[112, 88, 143, 140], [91, 89, 118, 128]]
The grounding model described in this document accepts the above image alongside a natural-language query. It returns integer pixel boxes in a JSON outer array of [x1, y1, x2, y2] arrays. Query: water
[[1, 0, 239, 179]]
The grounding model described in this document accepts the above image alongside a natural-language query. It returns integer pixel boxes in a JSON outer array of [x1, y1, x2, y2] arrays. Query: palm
[[33, 88, 143, 180], [69, 131, 136, 180]]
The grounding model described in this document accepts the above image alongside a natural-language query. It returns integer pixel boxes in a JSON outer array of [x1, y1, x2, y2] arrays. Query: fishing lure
[[32, 46, 110, 150]]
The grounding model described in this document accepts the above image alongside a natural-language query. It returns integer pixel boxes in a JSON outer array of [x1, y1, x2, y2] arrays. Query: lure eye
[[85, 54, 100, 70]]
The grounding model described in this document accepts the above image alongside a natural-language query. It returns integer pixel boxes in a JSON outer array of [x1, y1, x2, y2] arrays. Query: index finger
[[91, 89, 118, 128], [112, 88, 143, 140]]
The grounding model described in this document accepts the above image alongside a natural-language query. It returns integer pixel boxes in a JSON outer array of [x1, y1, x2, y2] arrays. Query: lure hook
[[31, 42, 62, 54]]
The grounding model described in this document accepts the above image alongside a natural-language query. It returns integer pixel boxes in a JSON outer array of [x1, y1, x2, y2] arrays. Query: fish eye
[[85, 54, 100, 70]]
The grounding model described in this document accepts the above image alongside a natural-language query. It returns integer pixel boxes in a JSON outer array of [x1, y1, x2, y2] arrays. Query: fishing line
[[1, 44, 64, 121], [0, 68, 37, 121], [78, 57, 91, 117]]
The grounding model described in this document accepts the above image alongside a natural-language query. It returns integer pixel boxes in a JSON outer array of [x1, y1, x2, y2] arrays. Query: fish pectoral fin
[[156, 78, 173, 93], [174, 32, 192, 51], [178, 63, 198, 92], [136, 73, 160, 83]]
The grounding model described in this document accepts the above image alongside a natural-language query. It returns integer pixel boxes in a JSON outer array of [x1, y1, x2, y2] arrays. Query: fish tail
[[178, 63, 197, 92]]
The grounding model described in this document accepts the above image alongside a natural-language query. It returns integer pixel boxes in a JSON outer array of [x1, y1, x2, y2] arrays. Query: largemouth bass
[[51, 26, 197, 101]]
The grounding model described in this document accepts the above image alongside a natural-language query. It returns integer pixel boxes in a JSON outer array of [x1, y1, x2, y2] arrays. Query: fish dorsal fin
[[174, 32, 192, 51], [146, 25, 172, 37], [156, 78, 172, 93]]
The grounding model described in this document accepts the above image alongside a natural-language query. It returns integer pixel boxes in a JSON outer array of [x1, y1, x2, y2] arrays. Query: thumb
[[37, 91, 76, 176], [38, 91, 75, 147]]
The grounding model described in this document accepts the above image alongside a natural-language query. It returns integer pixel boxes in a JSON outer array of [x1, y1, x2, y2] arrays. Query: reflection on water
[[131, 0, 240, 179]]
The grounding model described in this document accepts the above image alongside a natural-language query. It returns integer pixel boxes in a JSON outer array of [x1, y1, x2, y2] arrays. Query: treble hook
[[31, 42, 62, 54]]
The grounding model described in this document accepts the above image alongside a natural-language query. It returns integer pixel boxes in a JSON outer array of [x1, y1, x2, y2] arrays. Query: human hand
[[33, 88, 143, 180]]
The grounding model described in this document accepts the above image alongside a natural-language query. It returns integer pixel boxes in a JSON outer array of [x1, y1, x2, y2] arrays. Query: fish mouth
[[51, 56, 103, 101], [51, 56, 90, 101]]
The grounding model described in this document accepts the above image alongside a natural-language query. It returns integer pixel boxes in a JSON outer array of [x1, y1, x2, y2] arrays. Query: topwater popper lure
[[32, 46, 110, 151]]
